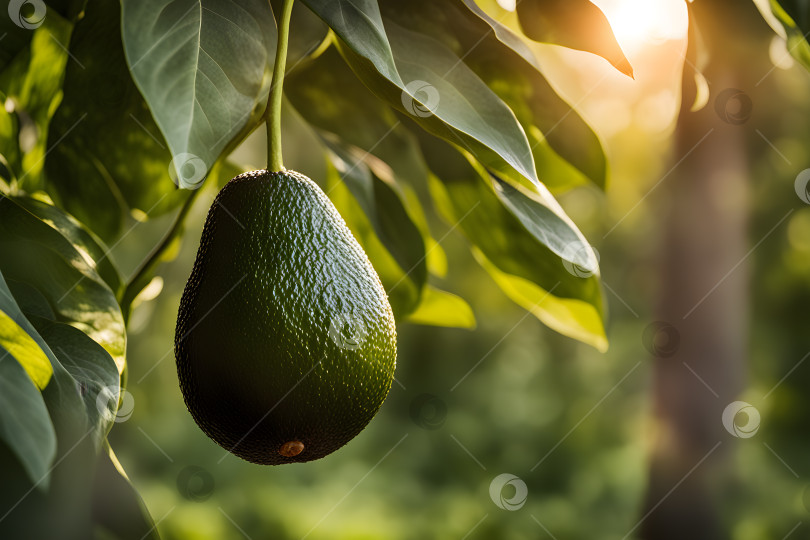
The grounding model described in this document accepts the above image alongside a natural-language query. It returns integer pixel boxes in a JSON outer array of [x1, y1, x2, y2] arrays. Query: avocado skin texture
[[176, 170, 396, 465]]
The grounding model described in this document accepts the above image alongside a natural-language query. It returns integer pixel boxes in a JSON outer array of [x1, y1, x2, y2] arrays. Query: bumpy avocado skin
[[175, 170, 396, 465]]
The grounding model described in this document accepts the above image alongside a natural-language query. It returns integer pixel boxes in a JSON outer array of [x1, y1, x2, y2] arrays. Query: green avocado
[[175, 170, 396, 465]]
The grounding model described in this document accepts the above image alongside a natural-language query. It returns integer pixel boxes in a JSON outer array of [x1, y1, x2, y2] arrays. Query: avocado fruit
[[175, 170, 397, 465]]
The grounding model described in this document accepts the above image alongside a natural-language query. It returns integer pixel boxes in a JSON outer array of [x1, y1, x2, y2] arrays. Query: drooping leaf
[[410, 127, 607, 350], [517, 0, 633, 77], [0, 196, 126, 373], [300, 0, 401, 83], [120, 0, 276, 185], [45, 0, 184, 242], [13, 195, 122, 294], [0, 274, 57, 487], [405, 286, 476, 329], [378, 0, 607, 191], [304, 0, 539, 188]]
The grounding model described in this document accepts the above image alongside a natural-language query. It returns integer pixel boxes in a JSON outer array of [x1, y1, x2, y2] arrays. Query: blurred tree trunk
[[640, 2, 767, 538]]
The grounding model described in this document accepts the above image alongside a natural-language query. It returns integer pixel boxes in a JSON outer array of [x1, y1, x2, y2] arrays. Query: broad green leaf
[[121, 0, 276, 185], [0, 273, 57, 487], [45, 0, 184, 242], [516, 0, 633, 77], [30, 316, 119, 449], [405, 286, 476, 329], [91, 445, 160, 540], [379, 0, 607, 191], [301, 0, 401, 83], [13, 195, 122, 295], [304, 0, 539, 188], [0, 13, 72, 189], [412, 128, 607, 350], [0, 196, 126, 373], [0, 99, 21, 182], [0, 347, 56, 488]]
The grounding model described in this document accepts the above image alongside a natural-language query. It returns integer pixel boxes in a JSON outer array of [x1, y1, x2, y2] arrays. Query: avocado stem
[[266, 0, 294, 172]]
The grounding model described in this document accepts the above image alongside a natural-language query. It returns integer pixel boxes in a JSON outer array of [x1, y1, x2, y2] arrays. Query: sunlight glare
[[593, 0, 688, 52]]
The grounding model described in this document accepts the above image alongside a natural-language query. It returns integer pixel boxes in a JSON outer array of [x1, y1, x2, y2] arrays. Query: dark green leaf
[[305, 0, 539, 188], [0, 196, 126, 373], [12, 196, 122, 294], [301, 0, 401, 83], [45, 0, 184, 242], [411, 128, 607, 350], [517, 0, 633, 77], [121, 0, 276, 184], [0, 274, 57, 487], [379, 0, 607, 191]]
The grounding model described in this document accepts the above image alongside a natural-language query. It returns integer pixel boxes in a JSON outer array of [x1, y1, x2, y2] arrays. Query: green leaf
[[378, 0, 607, 191], [300, 0, 401, 83], [516, 0, 633, 77], [120, 0, 277, 185], [412, 128, 607, 350], [304, 0, 538, 188], [31, 317, 120, 446], [45, 0, 184, 242], [405, 286, 476, 329], [0, 274, 57, 488], [0, 196, 126, 373], [12, 196, 122, 295], [91, 445, 160, 540]]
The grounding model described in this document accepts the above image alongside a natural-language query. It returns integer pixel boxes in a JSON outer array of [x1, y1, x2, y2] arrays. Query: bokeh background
[[104, 1, 810, 538]]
